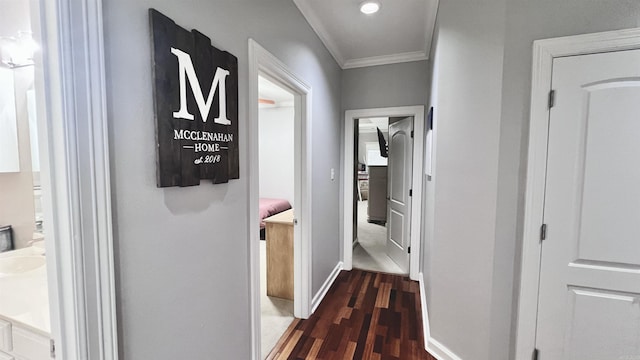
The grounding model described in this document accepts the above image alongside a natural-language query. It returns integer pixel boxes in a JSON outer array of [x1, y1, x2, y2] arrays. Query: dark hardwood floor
[[267, 269, 437, 360]]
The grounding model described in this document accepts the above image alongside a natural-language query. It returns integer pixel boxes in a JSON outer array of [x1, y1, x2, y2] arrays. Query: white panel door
[[537, 49, 640, 359], [386, 117, 413, 273]]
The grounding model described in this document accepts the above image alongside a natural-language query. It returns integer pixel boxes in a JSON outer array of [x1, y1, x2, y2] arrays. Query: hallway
[[267, 269, 435, 359]]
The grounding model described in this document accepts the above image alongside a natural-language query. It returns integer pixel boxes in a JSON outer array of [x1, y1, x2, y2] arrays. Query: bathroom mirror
[[0, 68, 20, 173], [0, 64, 42, 249]]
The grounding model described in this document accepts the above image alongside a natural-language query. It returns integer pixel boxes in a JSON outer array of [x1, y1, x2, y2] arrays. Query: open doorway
[[0, 2, 53, 357], [343, 106, 425, 281], [0, 0, 118, 358], [352, 117, 406, 274], [248, 39, 313, 360], [257, 74, 295, 358]]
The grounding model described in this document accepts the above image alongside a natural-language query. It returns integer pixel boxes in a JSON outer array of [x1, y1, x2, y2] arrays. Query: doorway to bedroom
[[257, 74, 296, 358], [343, 106, 425, 282], [249, 40, 313, 360], [352, 117, 412, 275]]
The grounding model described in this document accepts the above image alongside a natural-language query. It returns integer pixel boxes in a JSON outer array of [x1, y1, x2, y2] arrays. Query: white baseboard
[[311, 262, 343, 313], [418, 273, 431, 347], [418, 272, 463, 360], [427, 337, 464, 360]]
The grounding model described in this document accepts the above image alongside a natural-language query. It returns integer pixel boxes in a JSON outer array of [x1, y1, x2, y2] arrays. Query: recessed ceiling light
[[360, 1, 380, 15]]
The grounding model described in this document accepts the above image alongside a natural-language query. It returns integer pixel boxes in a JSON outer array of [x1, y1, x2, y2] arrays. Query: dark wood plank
[[222, 47, 239, 180], [175, 25, 200, 186], [149, 9, 182, 187], [192, 30, 214, 182], [266, 319, 300, 360], [267, 269, 437, 359]]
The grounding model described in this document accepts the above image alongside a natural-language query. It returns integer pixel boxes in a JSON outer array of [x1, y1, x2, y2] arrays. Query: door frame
[[248, 39, 313, 360], [342, 106, 425, 281], [35, 0, 118, 358], [515, 27, 640, 359]]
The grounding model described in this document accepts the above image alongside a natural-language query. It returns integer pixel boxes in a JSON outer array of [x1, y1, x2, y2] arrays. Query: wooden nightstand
[[264, 209, 294, 300]]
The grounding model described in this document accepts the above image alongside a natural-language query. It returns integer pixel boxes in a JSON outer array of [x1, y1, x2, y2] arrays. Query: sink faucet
[[28, 239, 46, 256]]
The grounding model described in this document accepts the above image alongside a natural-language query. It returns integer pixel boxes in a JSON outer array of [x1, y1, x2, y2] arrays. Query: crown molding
[[425, 0, 440, 60], [294, 0, 439, 70], [343, 51, 428, 69], [293, 0, 345, 67]]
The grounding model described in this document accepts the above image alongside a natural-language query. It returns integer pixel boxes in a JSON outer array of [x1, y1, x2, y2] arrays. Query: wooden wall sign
[[149, 9, 239, 187]]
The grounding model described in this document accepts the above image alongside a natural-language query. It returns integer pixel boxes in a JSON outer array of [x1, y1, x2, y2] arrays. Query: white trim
[[248, 39, 313, 360], [418, 272, 463, 360], [515, 27, 640, 360], [342, 52, 428, 69], [311, 262, 343, 313], [293, 0, 438, 69], [35, 0, 118, 358], [292, 0, 346, 67], [343, 106, 425, 281], [418, 273, 431, 351], [427, 337, 464, 360], [424, 0, 439, 62]]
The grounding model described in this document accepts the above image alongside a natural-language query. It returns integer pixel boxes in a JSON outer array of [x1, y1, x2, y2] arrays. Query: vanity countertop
[[0, 246, 50, 335]]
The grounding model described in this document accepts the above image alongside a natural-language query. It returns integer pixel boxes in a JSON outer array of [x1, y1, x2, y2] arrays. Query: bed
[[259, 198, 292, 240]]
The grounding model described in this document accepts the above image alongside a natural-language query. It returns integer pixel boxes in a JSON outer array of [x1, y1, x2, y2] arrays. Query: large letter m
[[170, 47, 231, 125]]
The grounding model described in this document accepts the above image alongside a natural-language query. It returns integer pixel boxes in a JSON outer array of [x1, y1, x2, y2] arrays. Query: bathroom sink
[[0, 256, 46, 275]]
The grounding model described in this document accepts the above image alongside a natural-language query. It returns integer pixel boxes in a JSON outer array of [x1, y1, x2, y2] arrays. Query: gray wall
[[342, 61, 429, 111], [422, 0, 506, 359], [424, 0, 640, 359], [102, 0, 342, 358]]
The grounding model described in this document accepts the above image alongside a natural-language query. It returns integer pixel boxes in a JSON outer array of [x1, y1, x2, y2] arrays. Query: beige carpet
[[353, 200, 405, 275], [260, 240, 294, 359]]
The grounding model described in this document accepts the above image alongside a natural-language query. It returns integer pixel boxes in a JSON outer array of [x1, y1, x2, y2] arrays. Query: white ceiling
[[0, 0, 31, 36], [293, 0, 439, 69], [258, 75, 294, 108], [359, 117, 388, 133]]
